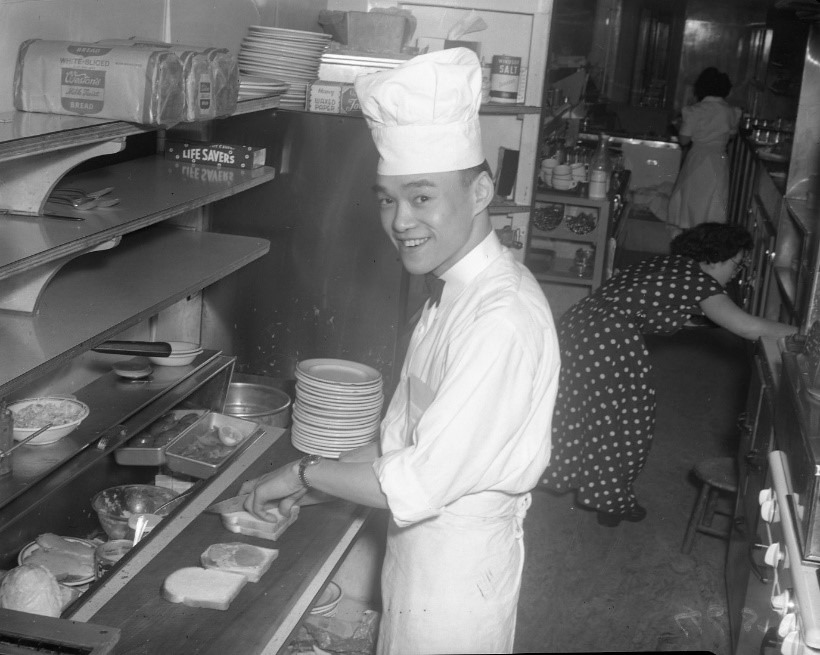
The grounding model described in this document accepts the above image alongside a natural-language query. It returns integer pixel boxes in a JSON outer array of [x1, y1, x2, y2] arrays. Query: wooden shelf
[[0, 225, 269, 397], [0, 155, 275, 282], [489, 198, 531, 215], [0, 96, 281, 163], [480, 104, 541, 116], [528, 254, 595, 287]]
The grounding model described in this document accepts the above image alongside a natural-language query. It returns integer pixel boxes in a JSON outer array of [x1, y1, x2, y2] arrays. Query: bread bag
[[99, 38, 238, 118], [13, 39, 184, 126]]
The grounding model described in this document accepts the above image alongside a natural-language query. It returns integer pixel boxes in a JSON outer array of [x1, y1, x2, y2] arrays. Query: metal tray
[[164, 412, 261, 478], [114, 409, 206, 466]]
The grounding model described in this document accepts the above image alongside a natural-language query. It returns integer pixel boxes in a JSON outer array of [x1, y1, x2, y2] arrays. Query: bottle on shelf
[[588, 133, 611, 200]]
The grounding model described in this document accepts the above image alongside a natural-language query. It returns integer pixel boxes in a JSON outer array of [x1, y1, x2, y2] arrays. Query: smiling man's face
[[373, 170, 487, 277]]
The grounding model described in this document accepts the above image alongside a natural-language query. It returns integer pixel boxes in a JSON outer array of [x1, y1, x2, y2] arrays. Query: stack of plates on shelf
[[238, 25, 331, 109], [238, 74, 290, 100], [309, 582, 343, 617], [292, 358, 383, 459]]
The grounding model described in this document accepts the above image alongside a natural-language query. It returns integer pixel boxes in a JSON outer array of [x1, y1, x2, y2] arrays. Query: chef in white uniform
[[241, 47, 560, 654]]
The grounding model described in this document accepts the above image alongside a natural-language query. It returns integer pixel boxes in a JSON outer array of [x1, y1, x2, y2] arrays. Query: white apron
[[376, 491, 530, 655]]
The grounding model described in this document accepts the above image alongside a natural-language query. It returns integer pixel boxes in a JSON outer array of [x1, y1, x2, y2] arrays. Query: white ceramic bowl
[[9, 397, 90, 445], [148, 351, 202, 367], [553, 180, 578, 190], [167, 341, 201, 355]]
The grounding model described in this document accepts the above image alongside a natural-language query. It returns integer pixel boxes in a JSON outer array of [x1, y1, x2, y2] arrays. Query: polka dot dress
[[542, 255, 725, 515]]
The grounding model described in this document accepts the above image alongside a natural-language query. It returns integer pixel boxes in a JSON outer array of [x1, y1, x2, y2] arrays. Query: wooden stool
[[682, 457, 738, 554]]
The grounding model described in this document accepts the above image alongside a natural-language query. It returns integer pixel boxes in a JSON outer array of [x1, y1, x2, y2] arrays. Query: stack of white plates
[[238, 25, 331, 109], [292, 358, 383, 458], [309, 581, 343, 617], [238, 74, 290, 100]]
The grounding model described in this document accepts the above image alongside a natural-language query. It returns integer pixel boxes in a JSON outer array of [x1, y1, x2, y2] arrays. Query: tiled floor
[[514, 323, 749, 653]]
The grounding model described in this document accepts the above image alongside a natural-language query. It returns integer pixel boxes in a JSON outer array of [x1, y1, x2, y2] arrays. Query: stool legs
[[682, 481, 711, 554]]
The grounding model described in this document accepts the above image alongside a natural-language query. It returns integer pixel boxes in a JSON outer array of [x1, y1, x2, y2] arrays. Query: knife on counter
[[205, 490, 335, 514]]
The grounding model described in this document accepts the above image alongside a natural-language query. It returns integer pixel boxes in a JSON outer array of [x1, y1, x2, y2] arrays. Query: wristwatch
[[297, 454, 322, 488]]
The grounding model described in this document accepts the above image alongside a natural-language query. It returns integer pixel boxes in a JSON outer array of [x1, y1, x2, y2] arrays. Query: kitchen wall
[[0, 0, 328, 396], [0, 0, 335, 114]]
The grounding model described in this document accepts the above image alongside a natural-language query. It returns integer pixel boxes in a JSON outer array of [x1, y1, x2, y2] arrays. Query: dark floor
[[514, 277, 750, 652]]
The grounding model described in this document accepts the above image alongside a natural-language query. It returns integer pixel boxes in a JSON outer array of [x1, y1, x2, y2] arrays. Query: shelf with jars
[[527, 159, 629, 319]]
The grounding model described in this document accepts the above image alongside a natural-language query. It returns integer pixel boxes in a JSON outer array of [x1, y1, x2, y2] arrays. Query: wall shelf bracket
[[0, 237, 121, 314], [0, 139, 126, 215]]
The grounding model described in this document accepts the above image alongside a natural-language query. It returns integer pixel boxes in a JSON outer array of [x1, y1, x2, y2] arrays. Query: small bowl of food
[[91, 484, 179, 540], [9, 397, 90, 445]]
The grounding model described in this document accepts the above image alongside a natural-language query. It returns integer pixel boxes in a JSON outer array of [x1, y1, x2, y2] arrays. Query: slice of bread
[[23, 549, 94, 582], [220, 505, 299, 542], [162, 567, 247, 610], [200, 542, 279, 583]]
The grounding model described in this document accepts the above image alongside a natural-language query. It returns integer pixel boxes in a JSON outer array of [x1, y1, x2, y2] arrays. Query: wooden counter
[[66, 429, 371, 655]]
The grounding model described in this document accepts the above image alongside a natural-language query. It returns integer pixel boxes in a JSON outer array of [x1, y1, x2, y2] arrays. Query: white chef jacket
[[373, 231, 560, 654]]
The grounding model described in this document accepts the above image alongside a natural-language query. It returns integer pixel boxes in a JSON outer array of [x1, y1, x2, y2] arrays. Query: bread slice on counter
[[201, 542, 278, 583], [162, 567, 247, 610], [220, 505, 299, 542]]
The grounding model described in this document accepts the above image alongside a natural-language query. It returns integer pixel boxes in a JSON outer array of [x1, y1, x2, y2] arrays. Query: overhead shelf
[[0, 225, 270, 397], [0, 155, 275, 281], [0, 96, 281, 163]]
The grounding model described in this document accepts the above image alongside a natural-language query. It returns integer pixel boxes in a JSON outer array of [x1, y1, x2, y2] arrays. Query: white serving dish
[[9, 397, 90, 445], [18, 537, 96, 586]]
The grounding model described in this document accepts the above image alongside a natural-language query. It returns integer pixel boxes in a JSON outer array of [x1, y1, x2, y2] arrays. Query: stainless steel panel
[[787, 23, 820, 203], [203, 111, 404, 389]]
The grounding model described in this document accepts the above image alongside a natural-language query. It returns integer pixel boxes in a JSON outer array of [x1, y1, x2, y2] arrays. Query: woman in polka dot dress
[[541, 223, 797, 527]]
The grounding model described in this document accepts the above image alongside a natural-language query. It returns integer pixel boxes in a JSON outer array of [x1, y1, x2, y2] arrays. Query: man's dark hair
[[694, 67, 732, 101], [670, 222, 753, 264], [460, 160, 493, 187]]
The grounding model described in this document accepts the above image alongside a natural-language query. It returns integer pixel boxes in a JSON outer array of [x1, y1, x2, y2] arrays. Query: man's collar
[[437, 231, 504, 302]]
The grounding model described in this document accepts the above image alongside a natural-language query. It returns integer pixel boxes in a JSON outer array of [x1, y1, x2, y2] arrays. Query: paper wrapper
[[13, 39, 184, 126], [98, 39, 238, 119]]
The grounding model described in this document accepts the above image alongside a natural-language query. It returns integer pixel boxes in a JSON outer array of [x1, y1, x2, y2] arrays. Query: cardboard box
[[165, 141, 266, 169], [307, 81, 362, 115]]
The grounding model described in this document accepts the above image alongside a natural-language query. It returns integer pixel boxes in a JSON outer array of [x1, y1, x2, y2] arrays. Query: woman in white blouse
[[667, 67, 742, 232]]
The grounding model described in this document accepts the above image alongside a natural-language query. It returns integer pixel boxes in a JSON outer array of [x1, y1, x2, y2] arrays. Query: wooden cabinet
[[0, 98, 278, 398], [527, 187, 617, 319], [726, 337, 780, 653]]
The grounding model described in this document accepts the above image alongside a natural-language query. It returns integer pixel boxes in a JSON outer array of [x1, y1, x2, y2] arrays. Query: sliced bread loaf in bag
[[162, 567, 247, 610], [97, 38, 215, 122], [99, 38, 238, 118], [13, 39, 185, 126]]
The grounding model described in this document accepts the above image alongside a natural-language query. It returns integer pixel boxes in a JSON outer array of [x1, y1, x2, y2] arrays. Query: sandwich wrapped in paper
[[99, 38, 238, 119], [13, 39, 185, 126]]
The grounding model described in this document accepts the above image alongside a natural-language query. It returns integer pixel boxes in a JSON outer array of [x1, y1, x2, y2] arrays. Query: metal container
[[224, 374, 292, 429], [165, 412, 261, 479]]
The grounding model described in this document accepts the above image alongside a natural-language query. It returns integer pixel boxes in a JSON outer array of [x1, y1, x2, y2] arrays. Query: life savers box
[[165, 141, 266, 169], [307, 81, 361, 115]]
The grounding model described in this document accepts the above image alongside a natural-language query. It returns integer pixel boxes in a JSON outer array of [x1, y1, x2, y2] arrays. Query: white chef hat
[[354, 47, 484, 176]]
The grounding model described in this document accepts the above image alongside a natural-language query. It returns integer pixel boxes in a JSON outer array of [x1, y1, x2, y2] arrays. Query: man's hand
[[240, 461, 305, 520]]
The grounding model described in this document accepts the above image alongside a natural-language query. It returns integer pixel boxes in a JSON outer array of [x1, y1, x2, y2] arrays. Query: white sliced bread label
[[220, 505, 299, 542], [162, 567, 247, 610], [200, 542, 279, 583]]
